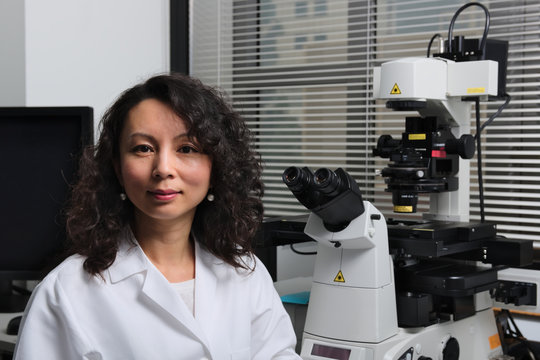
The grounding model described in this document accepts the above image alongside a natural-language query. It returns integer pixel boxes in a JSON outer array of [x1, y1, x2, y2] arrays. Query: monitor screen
[[0, 107, 93, 312]]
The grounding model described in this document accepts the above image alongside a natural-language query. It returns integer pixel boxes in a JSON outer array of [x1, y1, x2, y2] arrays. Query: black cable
[[447, 2, 490, 55], [475, 93, 512, 138], [475, 97, 486, 222], [505, 309, 524, 338], [290, 243, 316, 255], [427, 33, 441, 57], [472, 93, 511, 224]]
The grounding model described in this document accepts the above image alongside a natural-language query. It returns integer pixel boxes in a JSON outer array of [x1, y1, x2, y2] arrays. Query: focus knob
[[442, 337, 459, 360], [445, 134, 475, 159]]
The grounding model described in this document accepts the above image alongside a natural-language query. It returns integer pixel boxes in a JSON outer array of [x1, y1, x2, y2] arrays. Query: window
[[295, 1, 309, 17], [189, 0, 540, 244]]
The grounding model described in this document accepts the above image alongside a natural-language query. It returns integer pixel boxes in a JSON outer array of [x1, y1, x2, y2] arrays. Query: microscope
[[282, 166, 398, 359], [282, 165, 526, 359], [276, 4, 534, 359]]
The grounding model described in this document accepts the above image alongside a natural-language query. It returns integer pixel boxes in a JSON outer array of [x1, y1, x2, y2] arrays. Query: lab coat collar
[[107, 228, 146, 284]]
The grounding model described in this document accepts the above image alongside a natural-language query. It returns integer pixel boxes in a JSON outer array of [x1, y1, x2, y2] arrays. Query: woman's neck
[[132, 215, 196, 282]]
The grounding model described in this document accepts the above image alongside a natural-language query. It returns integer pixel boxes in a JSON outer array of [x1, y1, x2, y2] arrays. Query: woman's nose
[[152, 152, 174, 179]]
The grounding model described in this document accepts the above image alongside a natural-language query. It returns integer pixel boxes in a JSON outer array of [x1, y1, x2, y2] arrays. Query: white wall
[[0, 0, 26, 106], [1, 0, 170, 134]]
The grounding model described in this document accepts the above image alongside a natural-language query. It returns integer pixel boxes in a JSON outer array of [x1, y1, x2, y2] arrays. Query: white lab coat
[[14, 229, 301, 359]]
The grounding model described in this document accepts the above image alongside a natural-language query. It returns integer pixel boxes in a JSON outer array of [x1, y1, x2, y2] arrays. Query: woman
[[14, 74, 300, 359]]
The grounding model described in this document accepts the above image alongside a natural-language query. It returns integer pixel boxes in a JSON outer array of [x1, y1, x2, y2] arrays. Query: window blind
[[190, 0, 540, 245]]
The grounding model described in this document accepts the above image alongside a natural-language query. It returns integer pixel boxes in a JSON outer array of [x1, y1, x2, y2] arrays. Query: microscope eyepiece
[[314, 168, 332, 185], [282, 166, 320, 209], [282, 166, 313, 193], [314, 168, 343, 197]]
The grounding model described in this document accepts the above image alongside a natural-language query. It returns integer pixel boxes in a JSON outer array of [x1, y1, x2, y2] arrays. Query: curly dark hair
[[65, 73, 264, 275]]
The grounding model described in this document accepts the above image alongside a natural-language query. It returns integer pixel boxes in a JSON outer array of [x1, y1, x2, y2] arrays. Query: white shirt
[[13, 230, 301, 360], [170, 279, 195, 315]]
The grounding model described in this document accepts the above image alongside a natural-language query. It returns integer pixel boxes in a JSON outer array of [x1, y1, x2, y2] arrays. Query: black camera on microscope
[[373, 116, 475, 213]]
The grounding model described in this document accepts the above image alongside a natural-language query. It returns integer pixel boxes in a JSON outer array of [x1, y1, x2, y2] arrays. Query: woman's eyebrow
[[174, 133, 190, 140], [127, 132, 190, 140], [128, 132, 154, 141]]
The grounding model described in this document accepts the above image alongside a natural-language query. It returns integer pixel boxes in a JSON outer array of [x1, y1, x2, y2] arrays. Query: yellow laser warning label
[[408, 133, 426, 140], [467, 87, 486, 94], [334, 270, 345, 283], [390, 83, 401, 95], [394, 205, 413, 213], [489, 333, 501, 349]]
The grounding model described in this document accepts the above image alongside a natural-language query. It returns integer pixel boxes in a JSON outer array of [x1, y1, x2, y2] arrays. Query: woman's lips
[[149, 189, 180, 201]]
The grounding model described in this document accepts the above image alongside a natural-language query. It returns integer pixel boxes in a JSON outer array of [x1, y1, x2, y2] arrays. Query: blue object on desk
[[281, 291, 310, 305]]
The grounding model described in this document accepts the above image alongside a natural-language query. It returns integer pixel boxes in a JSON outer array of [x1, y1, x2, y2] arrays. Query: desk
[[0, 313, 21, 355]]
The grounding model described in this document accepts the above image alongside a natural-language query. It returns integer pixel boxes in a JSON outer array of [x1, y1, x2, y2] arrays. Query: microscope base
[[304, 281, 398, 344], [300, 308, 502, 360]]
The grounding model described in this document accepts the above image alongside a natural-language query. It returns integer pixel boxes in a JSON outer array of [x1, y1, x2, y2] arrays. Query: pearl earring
[[206, 193, 215, 202], [120, 193, 127, 201]]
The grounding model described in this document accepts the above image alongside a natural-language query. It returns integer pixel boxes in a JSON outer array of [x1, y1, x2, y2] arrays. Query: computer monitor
[[0, 107, 94, 312]]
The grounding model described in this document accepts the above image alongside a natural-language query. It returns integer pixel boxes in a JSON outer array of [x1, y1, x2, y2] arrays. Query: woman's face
[[116, 98, 212, 227]]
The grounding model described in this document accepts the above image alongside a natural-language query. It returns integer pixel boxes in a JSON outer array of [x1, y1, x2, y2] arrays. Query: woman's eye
[[178, 145, 199, 154], [133, 145, 153, 153]]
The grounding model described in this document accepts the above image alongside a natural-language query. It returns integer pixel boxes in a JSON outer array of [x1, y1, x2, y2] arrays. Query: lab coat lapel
[[108, 231, 212, 352], [140, 252, 212, 352]]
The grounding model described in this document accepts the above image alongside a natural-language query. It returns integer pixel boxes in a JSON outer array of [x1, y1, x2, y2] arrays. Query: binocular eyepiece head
[[282, 166, 364, 231], [282, 167, 348, 196]]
